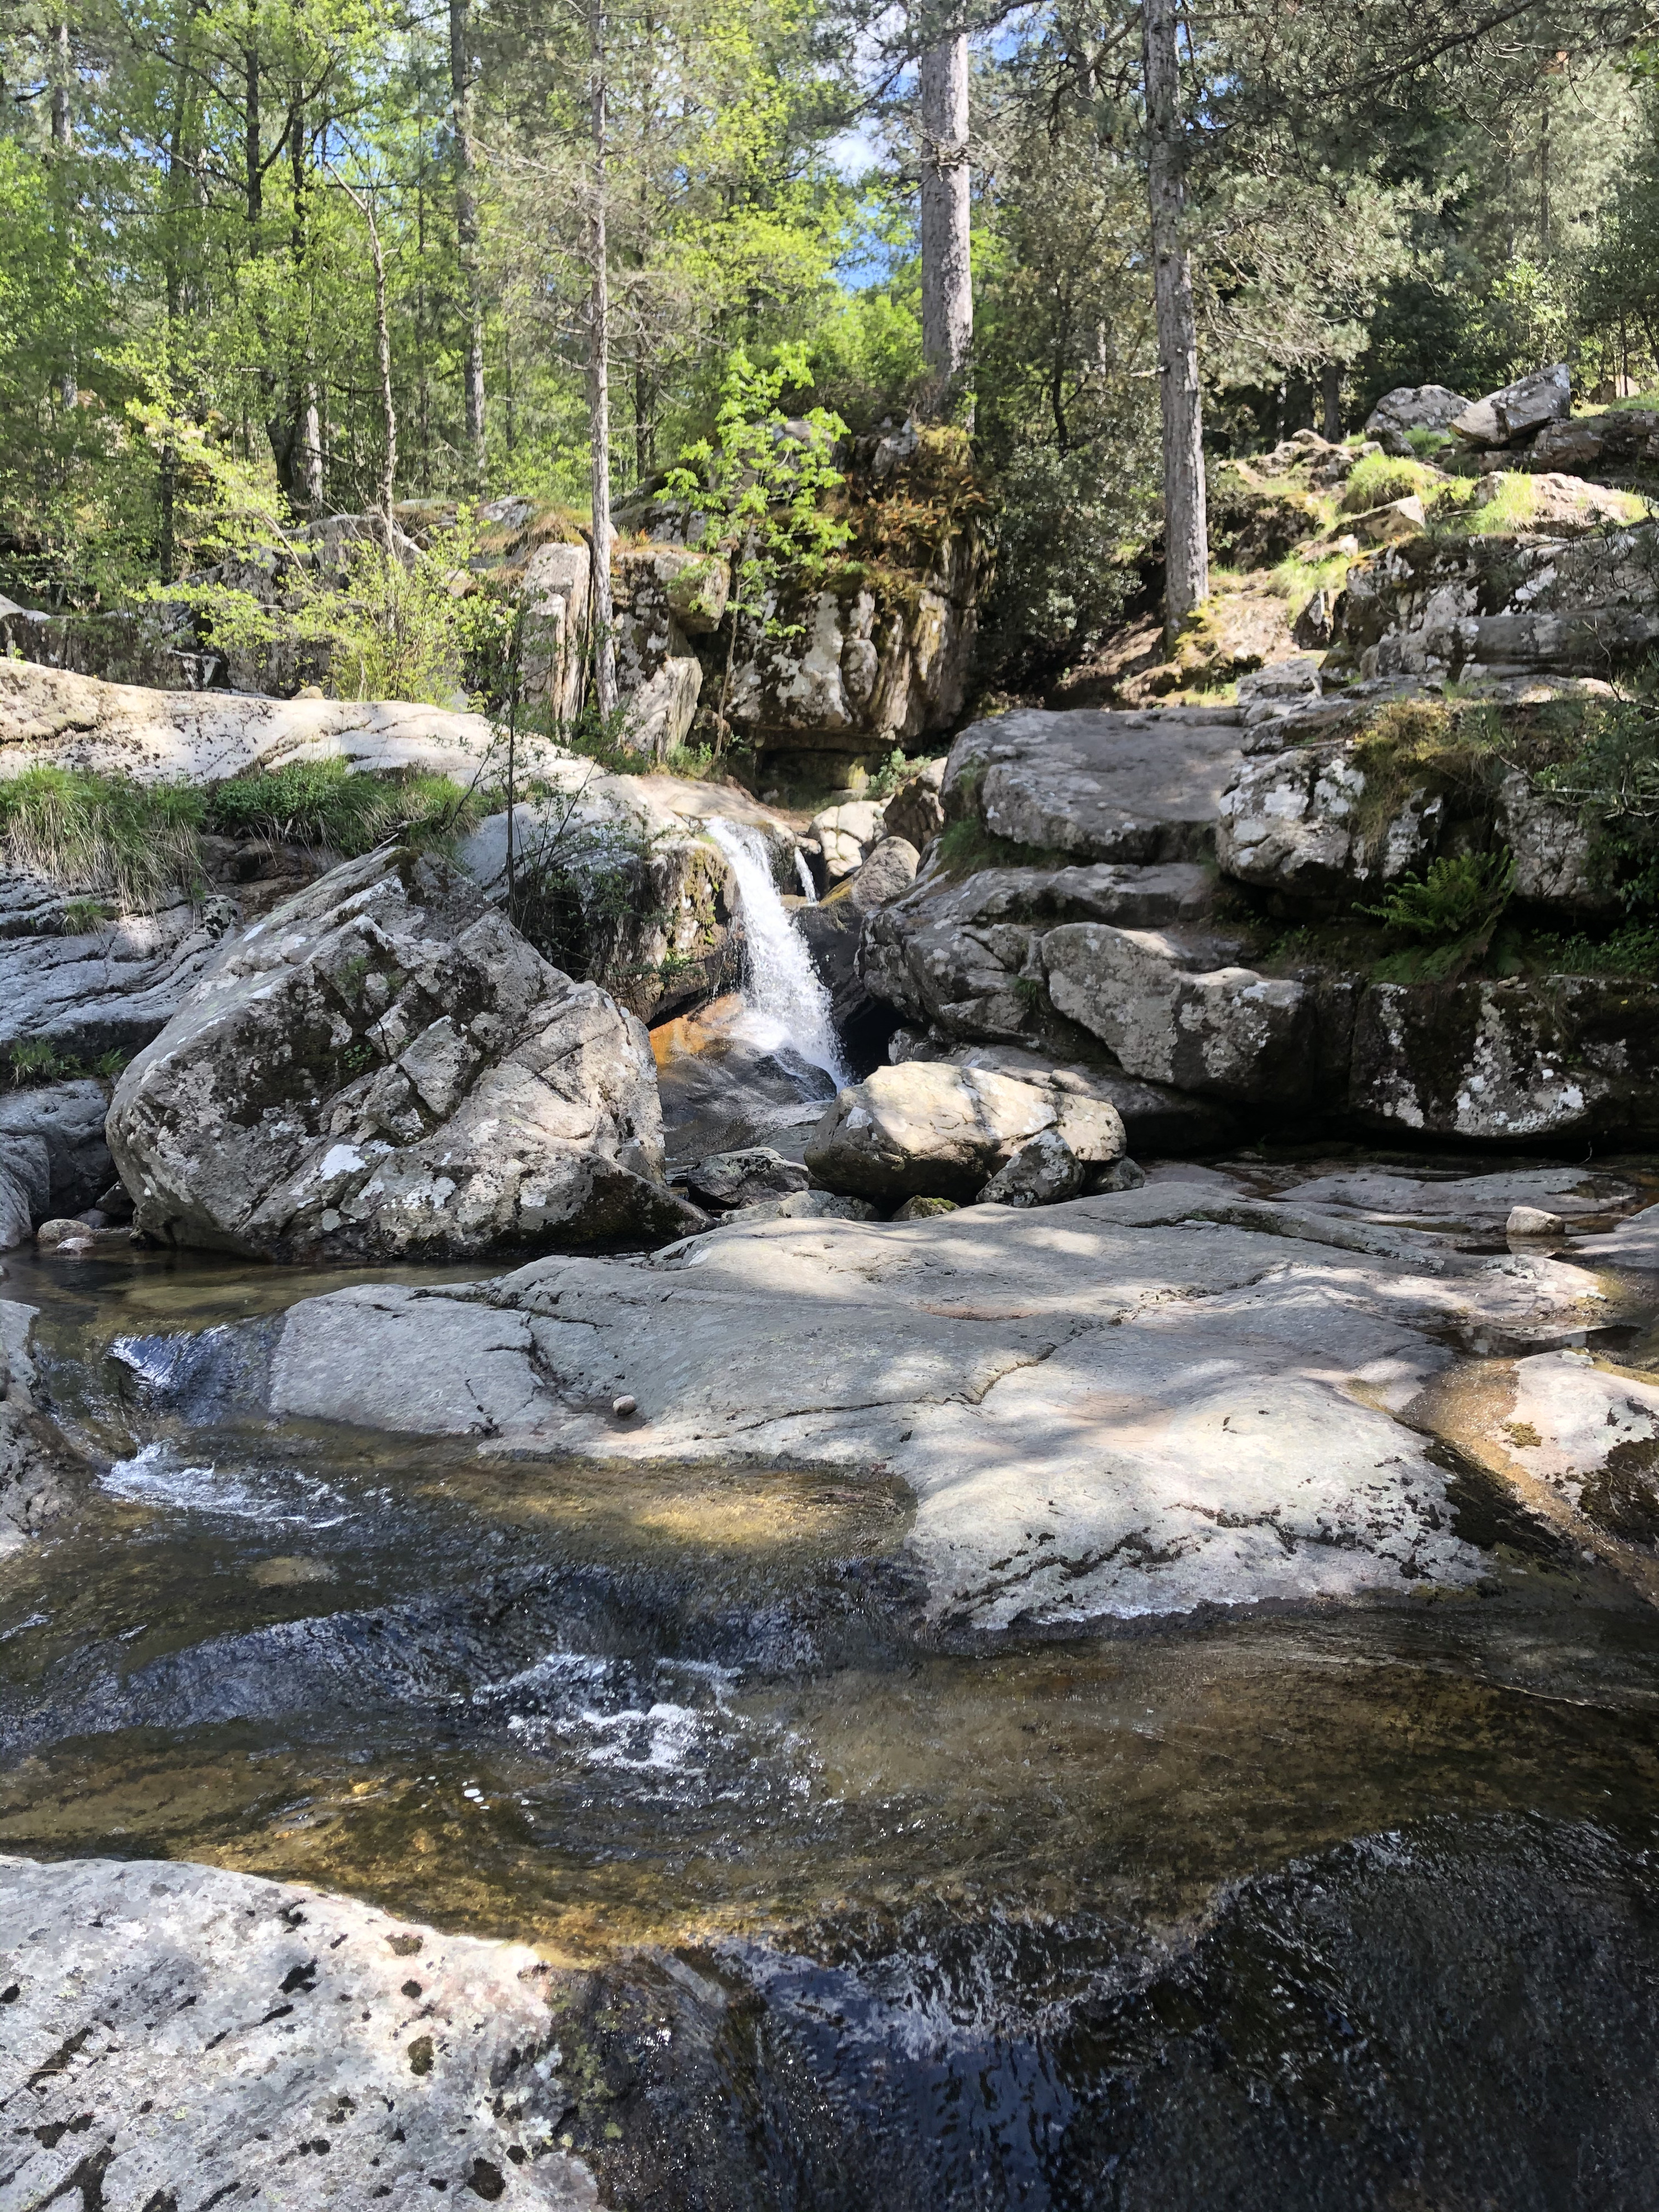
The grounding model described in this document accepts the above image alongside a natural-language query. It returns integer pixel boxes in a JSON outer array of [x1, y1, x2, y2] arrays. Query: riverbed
[[3, 1201, 1659, 2209]]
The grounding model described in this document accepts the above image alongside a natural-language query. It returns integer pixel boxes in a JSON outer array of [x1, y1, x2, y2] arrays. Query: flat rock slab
[[946, 708, 1244, 864], [0, 1853, 597, 2210], [246, 1178, 1621, 1630]]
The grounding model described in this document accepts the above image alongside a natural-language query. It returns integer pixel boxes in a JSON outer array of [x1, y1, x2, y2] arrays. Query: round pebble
[[612, 1394, 638, 1417]]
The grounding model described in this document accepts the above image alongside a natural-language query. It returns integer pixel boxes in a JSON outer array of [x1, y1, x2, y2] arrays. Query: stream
[[4, 1214, 1659, 2208]]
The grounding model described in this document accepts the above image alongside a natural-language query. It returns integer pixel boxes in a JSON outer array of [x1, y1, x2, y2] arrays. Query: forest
[[2, 1, 1658, 707]]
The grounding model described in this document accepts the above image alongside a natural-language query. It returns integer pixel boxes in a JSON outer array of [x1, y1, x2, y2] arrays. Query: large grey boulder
[[1364, 384, 1472, 440], [805, 1060, 1125, 1202], [107, 846, 696, 1260], [1043, 925, 1314, 1106], [888, 1039, 1240, 1154], [0, 1854, 597, 2210], [881, 757, 947, 849], [1450, 363, 1572, 448]]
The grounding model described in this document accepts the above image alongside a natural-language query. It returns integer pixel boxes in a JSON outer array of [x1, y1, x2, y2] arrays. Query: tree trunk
[[586, 0, 618, 722], [50, 19, 71, 146], [364, 192, 397, 527], [290, 97, 324, 512], [1320, 363, 1342, 442], [449, 0, 488, 491], [51, 19, 76, 409], [1142, 0, 1207, 634], [918, 23, 972, 425]]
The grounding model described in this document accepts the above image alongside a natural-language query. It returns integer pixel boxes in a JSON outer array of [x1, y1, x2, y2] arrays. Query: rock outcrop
[[1449, 363, 1573, 448], [0, 1854, 598, 2210], [107, 847, 696, 1260]]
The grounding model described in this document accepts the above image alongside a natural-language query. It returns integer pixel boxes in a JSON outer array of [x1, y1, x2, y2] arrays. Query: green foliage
[[504, 797, 666, 993], [3, 1037, 128, 1088], [205, 760, 479, 857], [1361, 848, 1516, 940], [1521, 922, 1659, 978], [867, 746, 912, 800], [0, 769, 205, 906], [665, 344, 849, 651], [1530, 692, 1659, 910]]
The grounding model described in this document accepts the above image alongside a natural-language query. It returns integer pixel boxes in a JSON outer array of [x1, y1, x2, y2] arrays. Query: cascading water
[[708, 817, 847, 1084], [794, 851, 818, 903]]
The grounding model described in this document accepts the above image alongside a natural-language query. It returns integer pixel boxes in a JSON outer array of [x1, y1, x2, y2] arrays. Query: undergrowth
[[1341, 453, 1442, 514], [4, 1038, 130, 1087]]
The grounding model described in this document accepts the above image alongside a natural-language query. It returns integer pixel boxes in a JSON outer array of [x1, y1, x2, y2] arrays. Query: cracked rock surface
[[0, 1853, 597, 2210], [221, 1164, 1638, 1630]]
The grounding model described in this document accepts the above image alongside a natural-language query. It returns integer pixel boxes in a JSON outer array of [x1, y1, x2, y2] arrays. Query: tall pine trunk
[[918, 23, 971, 424], [449, 0, 487, 491], [586, 0, 618, 721], [1142, 0, 1207, 634], [51, 18, 76, 410]]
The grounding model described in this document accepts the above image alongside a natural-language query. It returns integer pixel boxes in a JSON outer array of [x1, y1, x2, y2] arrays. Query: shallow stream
[[4, 1225, 1659, 2208]]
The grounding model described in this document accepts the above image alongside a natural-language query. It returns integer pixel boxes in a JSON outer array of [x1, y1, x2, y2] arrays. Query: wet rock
[[1350, 977, 1659, 1143], [1043, 925, 1314, 1107], [107, 846, 697, 1261], [1451, 362, 1572, 447], [1364, 383, 1472, 439], [683, 1146, 810, 1211], [650, 994, 837, 1167], [844, 833, 921, 909], [0, 1301, 73, 1550], [805, 1061, 1125, 1203], [0, 1854, 597, 2210], [974, 1129, 1083, 1208], [0, 1157, 34, 1248]]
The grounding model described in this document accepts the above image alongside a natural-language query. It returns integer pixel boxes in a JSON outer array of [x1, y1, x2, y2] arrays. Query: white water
[[794, 851, 818, 903], [708, 817, 847, 1084]]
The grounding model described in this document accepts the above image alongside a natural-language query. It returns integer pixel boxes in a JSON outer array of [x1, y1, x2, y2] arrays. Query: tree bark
[[918, 23, 971, 425], [336, 174, 398, 530], [449, 0, 488, 491], [586, 0, 618, 722], [290, 96, 324, 511], [1142, 0, 1207, 633], [51, 19, 76, 409], [1320, 362, 1342, 442]]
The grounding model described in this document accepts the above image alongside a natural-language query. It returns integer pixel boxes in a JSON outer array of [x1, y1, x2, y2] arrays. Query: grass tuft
[[0, 768, 205, 908], [205, 759, 481, 856]]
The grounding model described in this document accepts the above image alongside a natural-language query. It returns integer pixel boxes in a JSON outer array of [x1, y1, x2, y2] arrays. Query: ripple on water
[[101, 1441, 352, 1528]]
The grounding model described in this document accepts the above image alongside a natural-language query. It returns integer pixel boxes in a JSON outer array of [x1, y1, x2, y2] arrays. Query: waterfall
[[794, 851, 817, 904], [708, 818, 847, 1085]]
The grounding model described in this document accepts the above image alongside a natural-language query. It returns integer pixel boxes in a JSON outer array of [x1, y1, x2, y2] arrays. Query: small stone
[[1090, 1157, 1147, 1194], [34, 1217, 91, 1245], [893, 1194, 959, 1220], [612, 1394, 637, 1417], [1507, 1205, 1566, 1238]]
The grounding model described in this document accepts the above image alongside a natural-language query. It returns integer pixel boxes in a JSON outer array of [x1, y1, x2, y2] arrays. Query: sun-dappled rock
[[107, 846, 696, 1260], [0, 1302, 74, 1551], [1364, 384, 1472, 440], [974, 1129, 1083, 1208], [0, 1854, 597, 2210], [682, 1146, 810, 1211], [1451, 362, 1572, 447], [805, 1060, 1125, 1203]]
